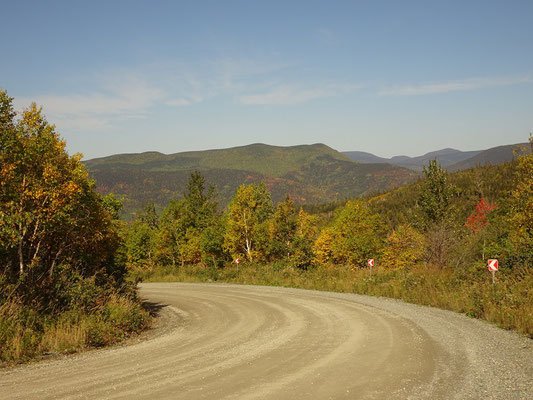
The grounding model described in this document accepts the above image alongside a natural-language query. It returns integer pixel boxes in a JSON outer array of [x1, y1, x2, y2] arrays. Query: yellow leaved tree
[[0, 90, 123, 305], [380, 224, 426, 270]]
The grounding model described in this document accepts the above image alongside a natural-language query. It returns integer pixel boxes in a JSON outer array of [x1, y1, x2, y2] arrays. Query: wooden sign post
[[368, 259, 374, 277], [488, 259, 498, 286]]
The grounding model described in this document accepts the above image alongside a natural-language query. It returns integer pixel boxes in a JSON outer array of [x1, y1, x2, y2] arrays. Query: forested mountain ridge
[[86, 143, 352, 177], [447, 143, 531, 172], [84, 143, 417, 215], [343, 142, 529, 171]]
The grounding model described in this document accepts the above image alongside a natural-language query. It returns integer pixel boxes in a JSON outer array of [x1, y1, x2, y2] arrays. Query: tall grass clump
[[0, 279, 151, 366]]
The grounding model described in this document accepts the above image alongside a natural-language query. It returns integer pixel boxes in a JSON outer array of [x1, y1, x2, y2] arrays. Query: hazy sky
[[1, 0, 532, 159]]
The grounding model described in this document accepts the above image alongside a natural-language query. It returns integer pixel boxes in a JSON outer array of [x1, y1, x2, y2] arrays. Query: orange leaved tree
[[0, 90, 123, 309]]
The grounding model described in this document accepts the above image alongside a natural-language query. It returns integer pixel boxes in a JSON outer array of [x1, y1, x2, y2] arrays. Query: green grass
[[130, 262, 533, 338]]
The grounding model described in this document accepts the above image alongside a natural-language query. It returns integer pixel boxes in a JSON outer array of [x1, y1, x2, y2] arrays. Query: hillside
[[343, 142, 532, 172], [84, 143, 417, 215], [447, 143, 530, 172], [343, 148, 482, 171], [368, 160, 519, 230], [86, 143, 352, 177], [342, 151, 390, 164]]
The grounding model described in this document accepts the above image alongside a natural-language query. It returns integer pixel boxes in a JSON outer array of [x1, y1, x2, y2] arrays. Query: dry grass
[[131, 262, 533, 338], [39, 321, 88, 354], [0, 295, 151, 366]]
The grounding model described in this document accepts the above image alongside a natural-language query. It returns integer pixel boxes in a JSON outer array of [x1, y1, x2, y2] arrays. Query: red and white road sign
[[488, 259, 498, 271], [235, 258, 240, 264], [368, 259, 374, 267]]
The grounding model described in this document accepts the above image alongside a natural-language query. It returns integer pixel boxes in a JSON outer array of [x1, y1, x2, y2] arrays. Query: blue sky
[[1, 0, 532, 159]]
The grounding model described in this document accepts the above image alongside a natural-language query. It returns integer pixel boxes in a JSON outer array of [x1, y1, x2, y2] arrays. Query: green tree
[[182, 171, 217, 230], [418, 159, 453, 227], [291, 209, 319, 268], [224, 183, 274, 262], [125, 202, 159, 267], [328, 200, 384, 267], [126, 220, 157, 266], [417, 160, 456, 268], [269, 195, 298, 260], [201, 215, 227, 268], [157, 199, 187, 266], [156, 171, 219, 266], [140, 202, 158, 230], [507, 136, 533, 266]]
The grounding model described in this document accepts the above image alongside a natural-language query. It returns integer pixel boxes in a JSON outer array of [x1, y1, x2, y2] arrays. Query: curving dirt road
[[1, 283, 531, 399]]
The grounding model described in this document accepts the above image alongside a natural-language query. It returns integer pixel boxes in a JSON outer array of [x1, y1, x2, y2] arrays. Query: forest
[[1, 88, 531, 366], [125, 146, 532, 272]]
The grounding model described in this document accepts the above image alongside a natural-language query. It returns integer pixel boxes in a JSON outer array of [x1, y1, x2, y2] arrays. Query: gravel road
[[1, 283, 531, 399]]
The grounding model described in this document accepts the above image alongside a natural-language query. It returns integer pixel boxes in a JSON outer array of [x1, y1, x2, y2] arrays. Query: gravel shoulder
[[0, 283, 531, 399]]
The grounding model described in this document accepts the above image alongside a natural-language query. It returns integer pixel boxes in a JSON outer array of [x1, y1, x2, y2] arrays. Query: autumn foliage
[[0, 92, 125, 302], [465, 197, 498, 234], [0, 90, 149, 364], [125, 142, 533, 274]]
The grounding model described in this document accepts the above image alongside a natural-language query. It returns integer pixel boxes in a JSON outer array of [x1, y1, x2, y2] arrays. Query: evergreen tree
[[157, 171, 220, 266]]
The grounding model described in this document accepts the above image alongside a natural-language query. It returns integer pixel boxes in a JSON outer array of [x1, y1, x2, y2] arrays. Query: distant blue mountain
[[343, 143, 529, 171]]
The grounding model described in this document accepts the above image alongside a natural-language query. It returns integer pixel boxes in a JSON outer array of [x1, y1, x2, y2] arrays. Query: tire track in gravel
[[1, 283, 531, 399]]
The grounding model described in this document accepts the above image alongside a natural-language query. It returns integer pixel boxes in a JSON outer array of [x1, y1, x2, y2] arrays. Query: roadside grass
[[0, 295, 151, 366], [130, 262, 533, 338]]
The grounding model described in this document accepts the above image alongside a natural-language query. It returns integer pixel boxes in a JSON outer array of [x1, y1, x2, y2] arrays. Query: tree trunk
[[30, 238, 42, 267], [18, 175, 26, 276], [18, 237, 24, 275], [245, 237, 252, 261], [242, 210, 252, 262], [49, 248, 63, 279]]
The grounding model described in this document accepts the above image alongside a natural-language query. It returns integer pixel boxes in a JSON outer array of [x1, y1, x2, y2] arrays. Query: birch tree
[[224, 183, 273, 262]]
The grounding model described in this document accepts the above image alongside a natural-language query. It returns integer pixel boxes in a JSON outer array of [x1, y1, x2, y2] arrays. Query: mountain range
[[342, 142, 529, 171], [85, 143, 415, 215], [85, 141, 530, 216]]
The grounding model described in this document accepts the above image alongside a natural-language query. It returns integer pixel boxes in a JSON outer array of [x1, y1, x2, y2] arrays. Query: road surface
[[1, 283, 531, 399]]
